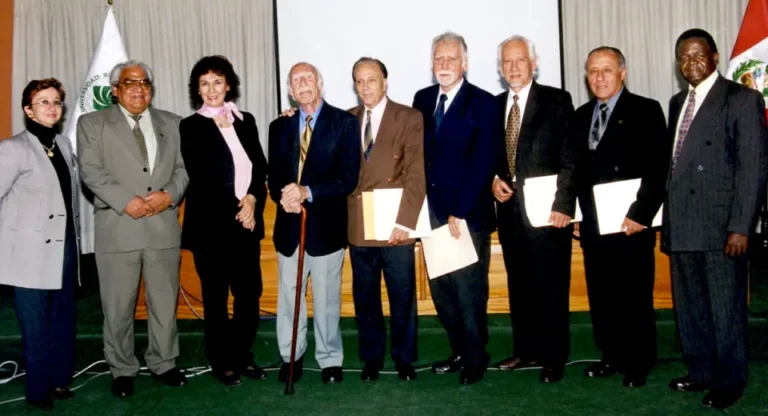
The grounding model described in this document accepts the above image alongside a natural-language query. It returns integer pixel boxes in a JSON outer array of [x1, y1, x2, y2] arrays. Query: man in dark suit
[[664, 29, 768, 410], [492, 36, 576, 384], [412, 32, 497, 385], [347, 58, 425, 383], [573, 47, 669, 388], [268, 62, 361, 384]]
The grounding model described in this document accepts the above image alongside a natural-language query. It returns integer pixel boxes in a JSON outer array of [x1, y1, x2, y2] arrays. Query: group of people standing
[[0, 26, 765, 412]]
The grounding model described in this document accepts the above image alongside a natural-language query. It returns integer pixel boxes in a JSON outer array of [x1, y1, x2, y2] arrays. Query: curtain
[[12, 0, 277, 153], [562, 0, 749, 110]]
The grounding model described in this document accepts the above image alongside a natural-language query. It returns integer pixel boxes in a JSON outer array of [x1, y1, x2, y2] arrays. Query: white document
[[421, 220, 478, 279], [523, 175, 582, 228], [592, 179, 662, 235], [372, 188, 431, 241]]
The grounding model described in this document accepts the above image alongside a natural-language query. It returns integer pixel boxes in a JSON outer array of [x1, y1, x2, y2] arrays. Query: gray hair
[[585, 46, 627, 70], [431, 32, 468, 64], [286, 62, 324, 93], [109, 60, 155, 88], [497, 35, 538, 69]]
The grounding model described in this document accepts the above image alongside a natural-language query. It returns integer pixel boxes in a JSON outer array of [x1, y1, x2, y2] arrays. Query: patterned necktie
[[672, 90, 696, 169], [298, 115, 312, 181], [129, 114, 149, 165], [434, 94, 448, 130], [363, 109, 374, 160], [505, 94, 521, 178], [589, 103, 609, 150]]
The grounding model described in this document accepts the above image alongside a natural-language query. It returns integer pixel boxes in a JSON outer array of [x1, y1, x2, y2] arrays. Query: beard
[[436, 71, 459, 87]]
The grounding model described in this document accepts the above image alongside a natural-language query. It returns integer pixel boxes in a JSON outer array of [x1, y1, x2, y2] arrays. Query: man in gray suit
[[663, 29, 768, 410], [77, 60, 189, 398]]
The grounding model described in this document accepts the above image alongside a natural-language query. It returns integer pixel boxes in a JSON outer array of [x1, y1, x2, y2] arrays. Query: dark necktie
[[363, 109, 374, 160], [672, 90, 696, 169], [505, 94, 521, 177], [434, 93, 448, 130], [588, 103, 608, 150], [129, 114, 149, 165]]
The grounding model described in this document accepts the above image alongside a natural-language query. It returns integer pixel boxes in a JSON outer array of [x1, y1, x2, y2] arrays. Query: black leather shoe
[[111, 376, 135, 398], [151, 367, 188, 387], [27, 398, 54, 411], [668, 375, 711, 392], [622, 374, 647, 388], [496, 356, 540, 371], [702, 390, 742, 409], [361, 362, 382, 382], [52, 388, 75, 400], [239, 365, 268, 380], [322, 366, 343, 384], [432, 356, 463, 374], [459, 366, 484, 385], [396, 363, 416, 381], [584, 362, 617, 378], [278, 356, 304, 383], [213, 371, 242, 386], [540, 365, 565, 383]]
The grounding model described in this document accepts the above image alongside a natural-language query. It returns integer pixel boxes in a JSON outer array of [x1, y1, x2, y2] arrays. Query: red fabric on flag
[[731, 0, 768, 60]]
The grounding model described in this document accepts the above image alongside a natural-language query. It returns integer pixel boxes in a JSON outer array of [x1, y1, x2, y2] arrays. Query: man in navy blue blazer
[[412, 32, 498, 385]]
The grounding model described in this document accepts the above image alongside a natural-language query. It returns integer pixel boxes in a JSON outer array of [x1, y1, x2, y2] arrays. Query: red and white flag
[[726, 0, 768, 118]]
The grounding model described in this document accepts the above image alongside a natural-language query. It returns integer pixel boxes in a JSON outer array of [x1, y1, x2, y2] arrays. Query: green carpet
[[1, 292, 768, 415]]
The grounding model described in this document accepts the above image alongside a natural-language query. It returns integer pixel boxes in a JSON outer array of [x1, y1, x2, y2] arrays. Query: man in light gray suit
[[77, 61, 189, 398]]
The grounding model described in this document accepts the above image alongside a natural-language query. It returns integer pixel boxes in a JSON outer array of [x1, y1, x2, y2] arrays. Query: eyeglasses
[[120, 79, 152, 90], [32, 99, 64, 109]]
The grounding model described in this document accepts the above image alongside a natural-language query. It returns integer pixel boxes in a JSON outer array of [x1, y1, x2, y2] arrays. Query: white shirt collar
[[687, 70, 718, 98], [364, 96, 388, 119], [508, 80, 533, 104], [436, 78, 465, 112]]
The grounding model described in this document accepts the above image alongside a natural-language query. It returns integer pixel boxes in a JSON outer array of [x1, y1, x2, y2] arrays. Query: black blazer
[[412, 80, 498, 233], [573, 90, 670, 246], [179, 112, 268, 251], [662, 75, 768, 252], [495, 82, 577, 224], [268, 101, 361, 257]]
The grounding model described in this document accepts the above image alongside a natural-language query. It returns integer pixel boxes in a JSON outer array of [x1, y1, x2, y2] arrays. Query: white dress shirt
[[672, 70, 719, 156], [120, 105, 158, 174], [434, 78, 465, 114], [361, 96, 388, 147]]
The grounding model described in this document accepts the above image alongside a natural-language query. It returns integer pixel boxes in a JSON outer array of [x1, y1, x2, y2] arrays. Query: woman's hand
[[237, 194, 256, 228]]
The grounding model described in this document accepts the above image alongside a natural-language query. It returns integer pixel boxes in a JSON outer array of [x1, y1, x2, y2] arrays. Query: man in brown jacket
[[347, 57, 425, 383]]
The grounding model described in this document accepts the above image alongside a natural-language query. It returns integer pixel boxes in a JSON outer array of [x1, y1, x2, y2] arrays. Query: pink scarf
[[196, 101, 243, 123]]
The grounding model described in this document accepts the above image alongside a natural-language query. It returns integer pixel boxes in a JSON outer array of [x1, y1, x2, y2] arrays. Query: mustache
[[436, 71, 455, 77]]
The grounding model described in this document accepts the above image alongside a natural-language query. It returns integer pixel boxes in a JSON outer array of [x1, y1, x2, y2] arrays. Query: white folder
[[523, 175, 582, 227], [592, 178, 662, 235], [363, 188, 431, 241], [421, 219, 478, 279]]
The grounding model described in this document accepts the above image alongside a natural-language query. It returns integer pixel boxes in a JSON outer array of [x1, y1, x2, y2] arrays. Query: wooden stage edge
[[135, 199, 673, 319]]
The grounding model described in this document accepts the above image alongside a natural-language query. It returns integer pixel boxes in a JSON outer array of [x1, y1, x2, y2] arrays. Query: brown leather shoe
[[496, 356, 541, 371]]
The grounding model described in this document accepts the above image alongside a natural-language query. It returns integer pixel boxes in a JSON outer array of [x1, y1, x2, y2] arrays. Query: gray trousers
[[277, 247, 344, 368], [96, 248, 181, 377]]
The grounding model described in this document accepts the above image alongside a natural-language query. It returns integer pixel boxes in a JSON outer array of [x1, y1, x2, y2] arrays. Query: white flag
[[64, 6, 128, 254]]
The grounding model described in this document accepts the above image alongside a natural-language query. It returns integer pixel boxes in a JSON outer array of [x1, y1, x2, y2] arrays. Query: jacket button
[[690, 189, 695, 195], [357, 195, 361, 199], [49, 214, 54, 219], [147, 187, 152, 192], [143, 168, 148, 172], [614, 166, 619, 172], [698, 165, 704, 171], [45, 239, 51, 244], [387, 178, 392, 182]]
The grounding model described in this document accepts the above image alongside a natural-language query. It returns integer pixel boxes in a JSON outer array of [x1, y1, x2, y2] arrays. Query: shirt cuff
[[394, 223, 414, 233], [306, 186, 313, 203]]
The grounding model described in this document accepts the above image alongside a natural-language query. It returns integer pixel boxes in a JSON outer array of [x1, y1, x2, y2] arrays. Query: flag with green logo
[[64, 6, 128, 254]]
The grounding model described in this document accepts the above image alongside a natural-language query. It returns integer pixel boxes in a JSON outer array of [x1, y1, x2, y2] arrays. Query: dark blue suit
[[268, 102, 361, 257], [412, 80, 497, 369]]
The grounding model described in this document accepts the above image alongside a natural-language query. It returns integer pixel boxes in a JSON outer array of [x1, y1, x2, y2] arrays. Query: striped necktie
[[672, 90, 696, 169], [298, 115, 312, 181]]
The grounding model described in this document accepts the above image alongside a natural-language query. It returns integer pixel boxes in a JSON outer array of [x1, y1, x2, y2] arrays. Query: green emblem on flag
[[93, 86, 113, 110], [731, 59, 768, 98]]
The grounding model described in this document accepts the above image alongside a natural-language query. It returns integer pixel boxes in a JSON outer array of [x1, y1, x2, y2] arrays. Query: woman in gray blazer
[[0, 78, 80, 411]]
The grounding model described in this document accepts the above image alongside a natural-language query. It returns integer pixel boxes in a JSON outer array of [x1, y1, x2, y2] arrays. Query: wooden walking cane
[[284, 206, 307, 395]]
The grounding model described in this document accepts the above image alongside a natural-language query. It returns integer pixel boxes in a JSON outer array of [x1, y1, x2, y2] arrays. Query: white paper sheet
[[420, 220, 478, 279], [592, 179, 662, 235], [371, 188, 431, 241], [523, 175, 582, 228]]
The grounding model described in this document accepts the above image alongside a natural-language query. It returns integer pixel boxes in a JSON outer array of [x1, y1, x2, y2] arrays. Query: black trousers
[[582, 233, 657, 376], [192, 233, 263, 373], [670, 250, 748, 393], [428, 231, 491, 369], [497, 196, 572, 366], [350, 244, 417, 365], [14, 231, 77, 402]]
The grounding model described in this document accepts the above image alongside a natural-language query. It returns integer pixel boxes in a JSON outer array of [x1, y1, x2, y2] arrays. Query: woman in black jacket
[[179, 56, 268, 386]]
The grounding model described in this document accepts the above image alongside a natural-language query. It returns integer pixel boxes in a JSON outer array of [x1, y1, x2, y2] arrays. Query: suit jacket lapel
[[290, 113, 301, 182], [53, 133, 75, 172], [424, 85, 439, 140], [148, 108, 166, 173], [439, 82, 470, 136], [595, 91, 629, 151], [518, 82, 539, 144], [106, 105, 145, 165]]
